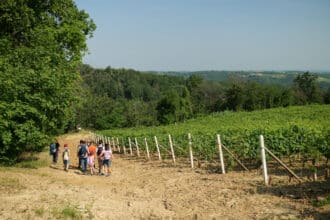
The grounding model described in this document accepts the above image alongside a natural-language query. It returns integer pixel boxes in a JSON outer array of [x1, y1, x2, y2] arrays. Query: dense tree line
[[75, 66, 329, 130]]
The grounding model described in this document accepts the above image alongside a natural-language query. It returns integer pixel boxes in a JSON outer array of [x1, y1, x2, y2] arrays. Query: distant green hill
[[151, 70, 330, 88]]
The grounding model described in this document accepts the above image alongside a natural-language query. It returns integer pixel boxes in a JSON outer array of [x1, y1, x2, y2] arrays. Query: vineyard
[[99, 105, 330, 174]]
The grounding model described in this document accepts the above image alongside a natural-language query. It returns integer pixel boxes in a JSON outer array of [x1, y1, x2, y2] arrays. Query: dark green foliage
[[324, 87, 330, 104], [0, 0, 95, 163], [77, 65, 329, 130], [77, 65, 192, 128], [293, 72, 323, 104], [156, 89, 192, 124], [219, 80, 293, 111]]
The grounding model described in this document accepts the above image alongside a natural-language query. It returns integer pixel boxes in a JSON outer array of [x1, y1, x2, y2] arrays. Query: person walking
[[96, 140, 104, 175], [87, 141, 96, 175], [50, 141, 60, 165], [62, 144, 70, 171], [77, 140, 88, 174], [100, 143, 113, 176]]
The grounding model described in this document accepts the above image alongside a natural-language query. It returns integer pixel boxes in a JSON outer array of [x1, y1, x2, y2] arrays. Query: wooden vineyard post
[[188, 133, 194, 168], [264, 146, 302, 183], [112, 137, 116, 152], [109, 137, 112, 151], [108, 137, 111, 151], [116, 138, 121, 153], [168, 134, 176, 164], [107, 137, 112, 152], [154, 136, 162, 161], [144, 138, 150, 160], [135, 138, 140, 157], [122, 138, 127, 155], [260, 135, 269, 186], [128, 137, 133, 156], [217, 134, 226, 174]]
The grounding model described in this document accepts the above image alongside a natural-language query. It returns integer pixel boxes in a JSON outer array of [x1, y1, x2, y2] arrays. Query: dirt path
[[0, 132, 329, 219]]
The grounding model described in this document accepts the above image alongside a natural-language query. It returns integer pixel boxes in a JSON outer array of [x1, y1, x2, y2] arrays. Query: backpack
[[63, 150, 69, 160], [78, 145, 87, 158], [50, 143, 56, 154], [97, 146, 103, 156]]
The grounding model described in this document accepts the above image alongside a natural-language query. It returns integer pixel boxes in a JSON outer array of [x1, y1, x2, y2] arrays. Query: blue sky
[[75, 0, 330, 71]]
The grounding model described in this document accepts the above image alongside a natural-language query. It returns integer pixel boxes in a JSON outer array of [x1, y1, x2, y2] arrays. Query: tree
[[156, 89, 192, 125], [0, 0, 95, 163], [243, 82, 263, 111], [293, 72, 323, 104], [324, 87, 330, 104], [186, 74, 205, 114], [156, 91, 180, 124], [223, 83, 245, 111]]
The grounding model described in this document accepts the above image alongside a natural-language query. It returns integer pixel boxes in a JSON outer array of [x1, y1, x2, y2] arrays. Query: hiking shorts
[[63, 160, 69, 166], [102, 159, 111, 167]]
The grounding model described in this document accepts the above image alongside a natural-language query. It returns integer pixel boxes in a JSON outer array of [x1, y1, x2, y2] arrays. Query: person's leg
[[80, 158, 84, 172], [98, 159, 102, 174], [109, 160, 112, 173], [81, 158, 87, 173], [103, 160, 109, 175], [54, 153, 58, 164], [52, 153, 56, 164], [85, 158, 88, 173]]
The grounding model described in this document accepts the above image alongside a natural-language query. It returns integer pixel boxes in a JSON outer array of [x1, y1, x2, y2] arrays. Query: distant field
[[101, 105, 330, 163]]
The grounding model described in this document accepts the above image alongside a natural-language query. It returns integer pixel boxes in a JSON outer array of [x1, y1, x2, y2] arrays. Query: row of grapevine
[[99, 105, 330, 165]]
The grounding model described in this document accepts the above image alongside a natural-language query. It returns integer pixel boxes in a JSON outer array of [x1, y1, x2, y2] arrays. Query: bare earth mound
[[0, 132, 329, 219]]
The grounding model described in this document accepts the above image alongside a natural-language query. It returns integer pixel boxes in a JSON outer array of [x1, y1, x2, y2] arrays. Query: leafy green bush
[[0, 0, 95, 164]]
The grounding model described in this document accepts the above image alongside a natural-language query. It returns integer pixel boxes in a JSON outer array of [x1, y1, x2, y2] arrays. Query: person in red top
[[87, 141, 97, 175], [88, 141, 97, 157]]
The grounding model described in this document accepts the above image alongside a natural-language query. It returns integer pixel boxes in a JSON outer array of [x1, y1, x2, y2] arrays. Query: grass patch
[[34, 207, 45, 217], [313, 196, 330, 207], [62, 206, 81, 219], [52, 205, 82, 219]]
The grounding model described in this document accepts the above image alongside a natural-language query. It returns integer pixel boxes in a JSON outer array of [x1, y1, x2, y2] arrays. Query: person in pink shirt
[[100, 143, 113, 176]]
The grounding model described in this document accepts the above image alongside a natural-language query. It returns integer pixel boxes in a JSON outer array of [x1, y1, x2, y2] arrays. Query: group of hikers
[[49, 139, 113, 176]]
